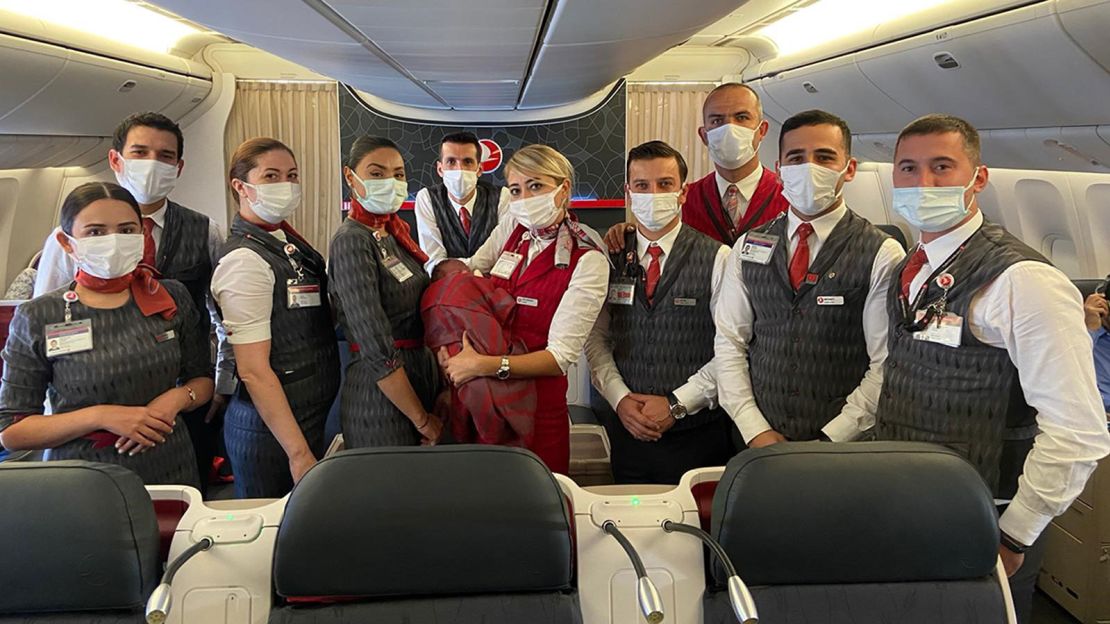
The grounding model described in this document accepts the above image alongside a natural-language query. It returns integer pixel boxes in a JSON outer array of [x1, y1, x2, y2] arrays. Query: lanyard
[[898, 243, 966, 331]]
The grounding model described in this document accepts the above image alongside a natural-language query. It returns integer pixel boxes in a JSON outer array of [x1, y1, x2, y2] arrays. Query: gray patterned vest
[[741, 209, 889, 441], [427, 178, 502, 257], [157, 201, 212, 326], [877, 221, 1046, 498], [607, 226, 725, 431], [218, 217, 340, 418]]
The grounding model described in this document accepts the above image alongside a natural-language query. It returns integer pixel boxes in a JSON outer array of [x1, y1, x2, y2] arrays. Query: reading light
[[754, 0, 954, 57], [0, 0, 201, 54]]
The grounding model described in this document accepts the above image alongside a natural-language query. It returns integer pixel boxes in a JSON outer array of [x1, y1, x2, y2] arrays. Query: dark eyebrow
[[930, 156, 957, 164], [814, 148, 839, 157], [896, 159, 918, 167], [784, 148, 806, 158], [262, 168, 282, 174]]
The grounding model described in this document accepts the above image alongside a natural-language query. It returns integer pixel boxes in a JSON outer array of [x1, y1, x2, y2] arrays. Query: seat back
[[876, 224, 909, 251], [0, 461, 159, 620], [269, 445, 580, 624], [1073, 277, 1106, 299], [705, 442, 1007, 624]]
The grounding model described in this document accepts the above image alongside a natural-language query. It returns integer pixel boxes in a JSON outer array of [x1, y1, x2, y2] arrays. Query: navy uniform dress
[[328, 219, 439, 448], [0, 280, 206, 487], [217, 217, 340, 499]]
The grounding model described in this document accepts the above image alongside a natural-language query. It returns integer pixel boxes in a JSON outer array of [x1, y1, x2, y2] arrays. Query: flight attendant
[[211, 138, 340, 498], [442, 144, 608, 474], [605, 82, 789, 250], [0, 182, 212, 486], [329, 136, 443, 448]]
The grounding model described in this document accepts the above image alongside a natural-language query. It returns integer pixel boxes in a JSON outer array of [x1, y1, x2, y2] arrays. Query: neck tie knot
[[900, 246, 930, 299], [788, 222, 815, 291], [141, 217, 157, 268], [645, 244, 664, 303]]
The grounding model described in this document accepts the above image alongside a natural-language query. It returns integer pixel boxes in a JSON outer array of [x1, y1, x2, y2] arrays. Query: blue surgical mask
[[891, 169, 980, 232]]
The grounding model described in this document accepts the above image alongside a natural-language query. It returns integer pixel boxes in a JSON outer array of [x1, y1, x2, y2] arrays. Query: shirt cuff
[[672, 382, 708, 415], [732, 408, 773, 445], [822, 413, 863, 442], [601, 379, 633, 412], [998, 496, 1054, 547], [223, 322, 271, 345]]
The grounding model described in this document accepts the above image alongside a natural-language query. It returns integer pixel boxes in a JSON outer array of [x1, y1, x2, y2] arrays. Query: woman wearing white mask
[[0, 182, 212, 486], [329, 136, 443, 448], [211, 138, 340, 498], [442, 144, 608, 474]]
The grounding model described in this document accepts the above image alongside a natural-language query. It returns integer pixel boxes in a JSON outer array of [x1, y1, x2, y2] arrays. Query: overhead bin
[[855, 2, 1110, 130], [1056, 0, 1110, 73], [0, 135, 112, 170]]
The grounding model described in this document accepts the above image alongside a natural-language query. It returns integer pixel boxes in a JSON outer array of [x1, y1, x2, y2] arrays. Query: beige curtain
[[626, 83, 717, 185], [224, 81, 341, 255]]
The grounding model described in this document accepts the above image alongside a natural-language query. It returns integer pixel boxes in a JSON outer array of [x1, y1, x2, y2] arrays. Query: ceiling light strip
[[299, 0, 450, 107]]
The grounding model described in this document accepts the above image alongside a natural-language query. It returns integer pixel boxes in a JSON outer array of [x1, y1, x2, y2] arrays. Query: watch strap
[[1000, 532, 1028, 554]]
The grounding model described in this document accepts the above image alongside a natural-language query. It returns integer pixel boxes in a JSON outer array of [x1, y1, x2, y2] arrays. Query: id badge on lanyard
[[373, 231, 414, 283], [283, 243, 322, 309], [607, 278, 636, 306], [739, 232, 779, 265], [45, 291, 93, 357]]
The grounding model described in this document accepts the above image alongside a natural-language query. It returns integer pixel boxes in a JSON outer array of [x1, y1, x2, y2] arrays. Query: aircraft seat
[[876, 224, 909, 251], [705, 442, 1015, 624], [0, 461, 160, 623], [269, 445, 581, 623], [1073, 277, 1105, 299]]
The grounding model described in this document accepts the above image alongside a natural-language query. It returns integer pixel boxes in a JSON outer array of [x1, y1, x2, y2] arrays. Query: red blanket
[[420, 272, 537, 447]]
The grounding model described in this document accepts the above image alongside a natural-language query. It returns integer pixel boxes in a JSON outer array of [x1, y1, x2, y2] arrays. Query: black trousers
[[1006, 525, 1049, 624], [604, 415, 737, 485]]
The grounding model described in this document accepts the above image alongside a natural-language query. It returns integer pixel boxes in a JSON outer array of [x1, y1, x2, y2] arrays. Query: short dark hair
[[112, 112, 184, 159], [626, 140, 689, 183], [779, 109, 853, 157], [440, 131, 482, 162], [702, 82, 762, 120], [60, 182, 141, 235], [346, 135, 401, 170], [896, 114, 981, 165]]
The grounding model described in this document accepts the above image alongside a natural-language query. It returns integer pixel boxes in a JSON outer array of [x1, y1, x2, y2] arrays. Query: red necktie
[[724, 184, 740, 225], [900, 246, 929, 299], [645, 245, 664, 303], [141, 217, 157, 267], [459, 206, 472, 236], [789, 222, 814, 291]]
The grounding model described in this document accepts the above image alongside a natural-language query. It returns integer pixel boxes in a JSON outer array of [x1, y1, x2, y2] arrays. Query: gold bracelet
[[181, 385, 197, 407]]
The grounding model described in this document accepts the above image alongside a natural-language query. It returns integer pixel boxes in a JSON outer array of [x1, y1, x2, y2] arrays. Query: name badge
[[739, 232, 778, 265], [913, 310, 963, 348], [816, 295, 844, 306], [673, 297, 697, 307], [516, 296, 539, 307], [607, 279, 635, 306], [154, 330, 176, 343], [491, 251, 524, 280], [383, 255, 414, 283], [45, 319, 93, 358], [287, 280, 322, 309]]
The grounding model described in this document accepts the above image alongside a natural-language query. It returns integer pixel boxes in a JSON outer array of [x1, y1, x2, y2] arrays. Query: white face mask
[[114, 158, 178, 205], [780, 162, 849, 216], [510, 189, 563, 231], [69, 233, 144, 279], [630, 192, 681, 232], [891, 169, 980, 232], [706, 124, 757, 170], [354, 176, 407, 215], [244, 182, 301, 224], [442, 169, 478, 200]]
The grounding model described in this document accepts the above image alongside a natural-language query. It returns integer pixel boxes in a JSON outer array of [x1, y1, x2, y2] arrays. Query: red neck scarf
[[74, 265, 177, 320], [255, 219, 313, 247], [348, 199, 430, 265]]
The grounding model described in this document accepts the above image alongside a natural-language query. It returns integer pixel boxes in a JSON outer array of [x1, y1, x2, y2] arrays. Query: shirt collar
[[919, 210, 984, 267], [787, 202, 848, 243], [715, 165, 763, 202], [636, 222, 682, 260], [449, 191, 478, 213], [143, 202, 168, 229]]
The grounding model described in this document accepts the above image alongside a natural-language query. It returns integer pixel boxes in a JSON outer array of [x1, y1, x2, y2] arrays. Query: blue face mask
[[892, 168, 980, 232]]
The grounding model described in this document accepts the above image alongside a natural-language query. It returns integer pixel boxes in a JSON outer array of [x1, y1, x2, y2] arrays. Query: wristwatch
[[666, 392, 687, 420], [1000, 532, 1028, 554], [495, 356, 511, 380]]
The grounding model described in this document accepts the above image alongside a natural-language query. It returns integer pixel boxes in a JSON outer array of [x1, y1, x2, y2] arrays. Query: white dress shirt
[[715, 203, 906, 443], [415, 184, 510, 275], [714, 165, 764, 225], [210, 229, 289, 346], [585, 222, 730, 414], [467, 216, 608, 373], [904, 210, 1110, 545]]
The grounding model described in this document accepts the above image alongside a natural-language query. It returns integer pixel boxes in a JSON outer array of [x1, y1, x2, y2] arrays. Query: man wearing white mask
[[716, 110, 904, 448], [876, 114, 1110, 624], [32, 111, 227, 490], [414, 131, 510, 275], [585, 141, 733, 484]]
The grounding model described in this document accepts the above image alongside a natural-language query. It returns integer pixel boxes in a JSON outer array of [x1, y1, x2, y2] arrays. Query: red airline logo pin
[[936, 273, 955, 289], [284, 243, 297, 256], [63, 291, 79, 303]]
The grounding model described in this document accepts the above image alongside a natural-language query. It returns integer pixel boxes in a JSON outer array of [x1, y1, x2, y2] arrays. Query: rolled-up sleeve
[[0, 304, 50, 433], [210, 249, 275, 345], [328, 231, 402, 381]]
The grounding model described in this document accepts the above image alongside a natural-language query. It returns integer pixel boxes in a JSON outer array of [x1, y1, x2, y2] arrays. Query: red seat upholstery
[[691, 480, 718, 532], [153, 499, 188, 562]]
